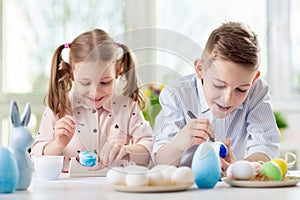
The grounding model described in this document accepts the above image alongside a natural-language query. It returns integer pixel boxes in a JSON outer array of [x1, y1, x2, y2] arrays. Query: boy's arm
[[246, 79, 280, 160], [246, 152, 269, 162]]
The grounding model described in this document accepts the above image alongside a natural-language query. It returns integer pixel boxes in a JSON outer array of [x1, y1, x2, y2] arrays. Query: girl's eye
[[80, 82, 91, 86]]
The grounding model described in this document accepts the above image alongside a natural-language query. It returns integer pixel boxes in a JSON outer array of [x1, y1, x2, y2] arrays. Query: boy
[[153, 22, 280, 171]]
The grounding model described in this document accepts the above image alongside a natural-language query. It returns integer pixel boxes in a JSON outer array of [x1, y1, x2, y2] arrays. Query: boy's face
[[73, 61, 116, 109], [195, 58, 260, 118]]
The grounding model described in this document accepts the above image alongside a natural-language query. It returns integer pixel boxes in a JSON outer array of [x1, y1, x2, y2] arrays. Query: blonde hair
[[202, 22, 260, 71], [45, 29, 145, 118]]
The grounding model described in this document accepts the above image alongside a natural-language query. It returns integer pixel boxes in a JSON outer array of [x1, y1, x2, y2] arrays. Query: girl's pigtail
[[45, 44, 73, 118], [118, 43, 146, 110]]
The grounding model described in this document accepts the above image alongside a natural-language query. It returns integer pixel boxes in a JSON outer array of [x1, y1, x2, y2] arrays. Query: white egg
[[106, 167, 126, 185], [151, 165, 176, 184], [126, 173, 149, 186], [231, 160, 256, 180], [171, 166, 195, 184], [147, 169, 165, 185], [124, 165, 148, 173]]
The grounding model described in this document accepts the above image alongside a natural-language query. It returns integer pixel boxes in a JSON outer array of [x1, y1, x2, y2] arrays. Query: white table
[[1, 171, 300, 200]]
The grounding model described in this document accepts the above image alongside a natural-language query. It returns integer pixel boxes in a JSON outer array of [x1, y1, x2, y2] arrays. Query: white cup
[[33, 155, 64, 180]]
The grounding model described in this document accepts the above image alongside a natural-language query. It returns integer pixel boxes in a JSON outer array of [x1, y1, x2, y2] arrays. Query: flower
[[142, 83, 163, 128]]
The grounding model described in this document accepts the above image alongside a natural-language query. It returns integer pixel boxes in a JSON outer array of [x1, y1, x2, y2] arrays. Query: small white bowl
[[32, 155, 64, 180]]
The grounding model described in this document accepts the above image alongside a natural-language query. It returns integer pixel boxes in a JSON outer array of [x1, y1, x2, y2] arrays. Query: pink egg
[[251, 162, 262, 175], [226, 164, 234, 178]]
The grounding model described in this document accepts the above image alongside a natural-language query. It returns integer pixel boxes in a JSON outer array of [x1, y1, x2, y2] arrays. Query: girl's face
[[195, 58, 260, 118], [73, 61, 116, 109]]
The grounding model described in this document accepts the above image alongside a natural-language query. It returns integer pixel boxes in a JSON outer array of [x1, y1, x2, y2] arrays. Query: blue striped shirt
[[153, 74, 280, 166]]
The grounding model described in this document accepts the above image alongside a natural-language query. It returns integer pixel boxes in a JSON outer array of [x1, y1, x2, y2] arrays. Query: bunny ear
[[10, 100, 21, 127], [21, 103, 31, 127]]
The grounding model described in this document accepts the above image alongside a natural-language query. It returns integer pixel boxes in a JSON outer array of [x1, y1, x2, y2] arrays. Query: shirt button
[[93, 129, 97, 133], [92, 109, 97, 113]]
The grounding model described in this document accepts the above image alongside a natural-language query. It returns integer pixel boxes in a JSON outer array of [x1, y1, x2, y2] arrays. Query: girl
[[31, 29, 153, 171]]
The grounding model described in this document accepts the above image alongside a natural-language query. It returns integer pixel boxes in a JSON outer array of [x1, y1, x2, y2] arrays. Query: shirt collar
[[195, 76, 210, 113]]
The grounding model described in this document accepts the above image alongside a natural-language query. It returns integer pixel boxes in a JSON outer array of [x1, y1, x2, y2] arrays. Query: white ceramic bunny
[[8, 100, 34, 190]]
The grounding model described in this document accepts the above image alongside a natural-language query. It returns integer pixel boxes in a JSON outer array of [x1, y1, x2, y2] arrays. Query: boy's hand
[[173, 118, 216, 152], [220, 138, 235, 173], [53, 115, 75, 149]]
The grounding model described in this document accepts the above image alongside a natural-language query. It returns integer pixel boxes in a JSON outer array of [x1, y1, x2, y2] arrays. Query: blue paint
[[218, 142, 228, 158]]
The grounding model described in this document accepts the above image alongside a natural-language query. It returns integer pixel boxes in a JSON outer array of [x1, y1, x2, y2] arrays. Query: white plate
[[223, 176, 300, 188], [111, 183, 193, 193]]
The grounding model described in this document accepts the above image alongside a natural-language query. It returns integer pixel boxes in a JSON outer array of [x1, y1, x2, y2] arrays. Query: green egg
[[261, 161, 282, 181]]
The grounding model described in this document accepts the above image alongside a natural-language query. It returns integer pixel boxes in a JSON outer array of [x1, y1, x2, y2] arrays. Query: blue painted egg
[[191, 142, 221, 188], [213, 142, 228, 158], [0, 148, 19, 193], [78, 150, 98, 167]]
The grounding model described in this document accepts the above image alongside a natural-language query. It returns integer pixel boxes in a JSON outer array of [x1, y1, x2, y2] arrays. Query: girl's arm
[[43, 115, 75, 155]]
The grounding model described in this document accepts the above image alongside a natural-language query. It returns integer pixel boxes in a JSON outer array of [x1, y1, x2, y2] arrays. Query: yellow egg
[[271, 158, 288, 175]]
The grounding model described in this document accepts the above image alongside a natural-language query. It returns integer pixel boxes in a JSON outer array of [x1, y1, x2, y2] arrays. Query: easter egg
[[124, 164, 148, 173], [147, 167, 166, 185], [126, 173, 149, 186], [230, 160, 256, 180], [78, 150, 98, 167], [150, 164, 176, 184], [171, 166, 195, 184], [213, 142, 228, 158], [251, 162, 262, 175], [106, 167, 126, 185], [271, 158, 288, 176], [260, 161, 282, 181], [0, 148, 19, 193], [191, 142, 220, 188]]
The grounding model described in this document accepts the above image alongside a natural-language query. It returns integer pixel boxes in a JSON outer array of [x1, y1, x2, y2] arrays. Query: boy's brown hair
[[201, 22, 260, 71]]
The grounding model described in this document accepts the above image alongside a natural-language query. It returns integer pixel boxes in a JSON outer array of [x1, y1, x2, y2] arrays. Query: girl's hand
[[220, 138, 236, 173], [53, 115, 75, 149], [99, 141, 128, 167], [173, 118, 216, 152]]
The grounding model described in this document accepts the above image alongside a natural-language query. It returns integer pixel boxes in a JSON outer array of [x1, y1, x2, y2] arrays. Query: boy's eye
[[100, 80, 113, 85], [213, 84, 225, 89], [237, 88, 247, 93]]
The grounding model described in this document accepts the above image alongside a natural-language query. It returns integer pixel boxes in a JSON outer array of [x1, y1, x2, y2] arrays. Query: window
[[0, 0, 124, 146], [156, 0, 268, 80], [291, 0, 300, 92]]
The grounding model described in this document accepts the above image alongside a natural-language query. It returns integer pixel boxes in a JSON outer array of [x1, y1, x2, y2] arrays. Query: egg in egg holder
[[224, 152, 299, 187], [0, 100, 34, 193], [106, 163, 195, 192]]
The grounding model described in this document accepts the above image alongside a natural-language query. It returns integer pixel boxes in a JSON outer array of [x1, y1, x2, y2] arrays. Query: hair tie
[[115, 42, 121, 47], [64, 43, 70, 48]]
